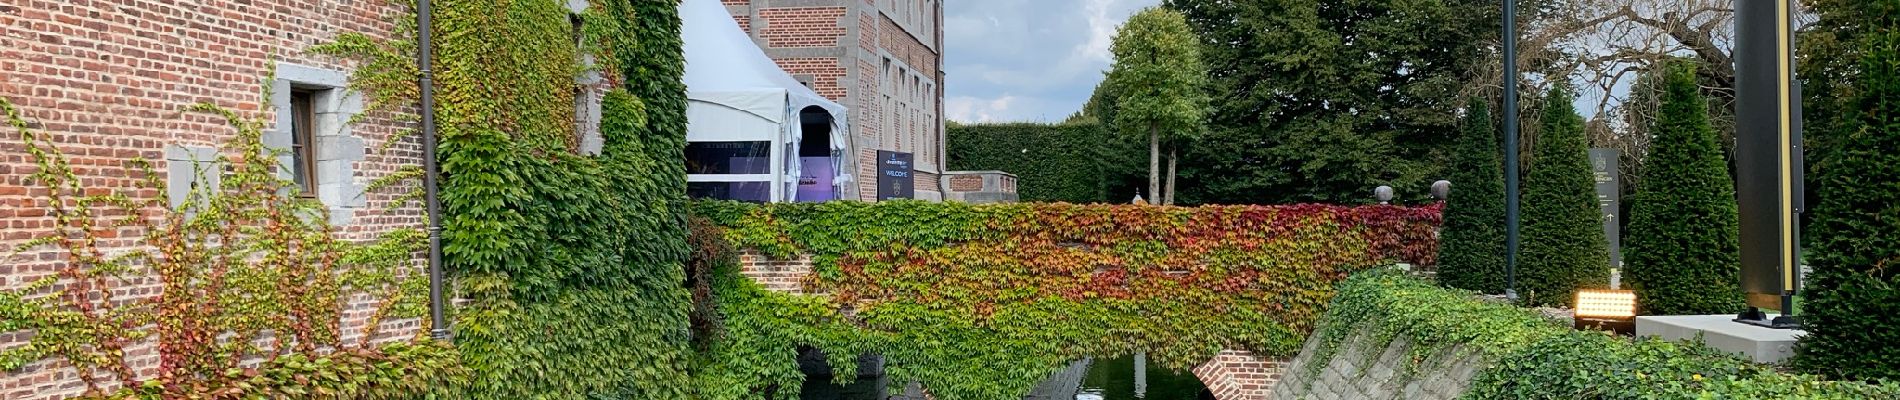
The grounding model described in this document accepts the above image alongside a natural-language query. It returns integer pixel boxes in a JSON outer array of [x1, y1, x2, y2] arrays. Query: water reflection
[[800, 354, 1210, 400], [1036, 355, 1211, 400]]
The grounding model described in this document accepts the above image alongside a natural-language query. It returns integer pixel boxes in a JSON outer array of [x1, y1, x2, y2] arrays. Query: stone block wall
[[1268, 325, 1484, 400]]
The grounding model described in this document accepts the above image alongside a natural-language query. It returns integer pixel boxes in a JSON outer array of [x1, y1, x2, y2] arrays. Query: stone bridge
[[740, 251, 1289, 400]]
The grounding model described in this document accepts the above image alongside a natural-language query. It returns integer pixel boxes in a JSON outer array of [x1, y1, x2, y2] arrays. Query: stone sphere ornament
[[1432, 180, 1452, 200], [1374, 186, 1395, 204]]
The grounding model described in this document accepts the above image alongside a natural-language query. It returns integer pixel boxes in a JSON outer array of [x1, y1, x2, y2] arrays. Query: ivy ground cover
[[691, 201, 1439, 399]]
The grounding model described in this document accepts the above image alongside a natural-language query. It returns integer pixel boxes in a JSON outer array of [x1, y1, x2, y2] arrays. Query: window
[[270, 63, 367, 225], [685, 141, 773, 175], [289, 91, 317, 196]]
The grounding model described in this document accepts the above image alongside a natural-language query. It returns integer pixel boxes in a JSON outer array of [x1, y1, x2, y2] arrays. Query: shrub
[[946, 122, 1131, 203], [1796, 4, 1900, 380], [1437, 98, 1510, 293], [1622, 60, 1744, 315], [1312, 271, 1900, 400], [1517, 86, 1611, 306]]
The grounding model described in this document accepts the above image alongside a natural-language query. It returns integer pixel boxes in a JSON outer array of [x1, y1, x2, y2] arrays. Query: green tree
[[1105, 7, 1207, 205], [1161, 0, 1500, 205], [1795, 0, 1900, 380], [1438, 98, 1508, 293], [1622, 61, 1743, 316], [1518, 86, 1610, 307]]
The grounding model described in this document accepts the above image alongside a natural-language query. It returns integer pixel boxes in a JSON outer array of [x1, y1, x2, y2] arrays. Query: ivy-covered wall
[[1297, 270, 1900, 399], [321, 0, 697, 397], [945, 122, 1142, 203], [690, 200, 1440, 399]]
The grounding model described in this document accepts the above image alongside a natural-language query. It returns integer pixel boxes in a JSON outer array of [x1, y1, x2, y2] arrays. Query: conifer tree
[[1518, 86, 1610, 306], [1796, 0, 1900, 379], [1437, 98, 1508, 293], [1623, 61, 1743, 315]]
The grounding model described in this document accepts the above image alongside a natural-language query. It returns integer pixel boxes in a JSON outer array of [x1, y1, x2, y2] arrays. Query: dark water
[[800, 355, 1210, 400]]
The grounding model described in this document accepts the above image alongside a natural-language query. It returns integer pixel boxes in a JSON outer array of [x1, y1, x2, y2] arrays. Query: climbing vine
[[1307, 270, 1900, 399], [315, 0, 697, 397], [1, 94, 462, 398], [690, 200, 1441, 399]]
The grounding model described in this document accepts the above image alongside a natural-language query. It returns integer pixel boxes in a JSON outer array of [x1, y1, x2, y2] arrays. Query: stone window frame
[[164, 145, 222, 214], [268, 63, 367, 226], [570, 0, 606, 156]]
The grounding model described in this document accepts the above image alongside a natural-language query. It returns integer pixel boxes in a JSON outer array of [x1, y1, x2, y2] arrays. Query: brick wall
[[774, 57, 848, 101], [947, 175, 982, 192], [1193, 350, 1289, 400], [1, 1, 423, 398], [758, 7, 847, 48], [738, 250, 816, 294], [735, 1, 942, 201]]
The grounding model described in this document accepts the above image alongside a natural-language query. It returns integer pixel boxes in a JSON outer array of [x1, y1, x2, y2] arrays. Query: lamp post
[[1501, 0, 1521, 301]]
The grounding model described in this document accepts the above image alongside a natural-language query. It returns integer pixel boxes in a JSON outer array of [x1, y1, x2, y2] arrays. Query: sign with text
[[876, 151, 914, 201], [1591, 148, 1622, 284]]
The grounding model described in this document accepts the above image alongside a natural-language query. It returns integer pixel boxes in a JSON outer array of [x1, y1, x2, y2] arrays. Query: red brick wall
[[947, 175, 982, 192], [758, 7, 847, 48], [1193, 350, 1289, 400], [774, 57, 848, 101], [737, 250, 815, 294], [1, 1, 423, 398]]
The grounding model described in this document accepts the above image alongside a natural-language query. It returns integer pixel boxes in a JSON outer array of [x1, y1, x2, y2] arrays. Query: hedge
[[1622, 61, 1743, 316], [1796, 3, 1900, 380], [1437, 98, 1509, 294], [691, 200, 1440, 399], [1310, 270, 1900, 399], [1517, 86, 1611, 306], [946, 122, 1143, 203]]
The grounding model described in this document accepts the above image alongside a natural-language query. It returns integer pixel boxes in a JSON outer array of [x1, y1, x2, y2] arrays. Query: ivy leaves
[[692, 200, 1441, 399]]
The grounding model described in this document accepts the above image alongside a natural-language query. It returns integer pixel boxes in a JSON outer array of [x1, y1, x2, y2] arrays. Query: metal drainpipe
[[417, 0, 450, 341]]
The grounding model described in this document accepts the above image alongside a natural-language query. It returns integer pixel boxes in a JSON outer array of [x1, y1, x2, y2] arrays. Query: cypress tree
[[1623, 61, 1744, 315], [1518, 86, 1610, 307], [1795, 2, 1900, 379], [1437, 98, 1508, 293]]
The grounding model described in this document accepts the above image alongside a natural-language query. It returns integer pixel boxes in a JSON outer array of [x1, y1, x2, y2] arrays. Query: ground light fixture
[[1574, 289, 1637, 334]]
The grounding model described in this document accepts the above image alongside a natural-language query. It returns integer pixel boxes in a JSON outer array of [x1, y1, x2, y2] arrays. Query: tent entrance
[[796, 107, 839, 202]]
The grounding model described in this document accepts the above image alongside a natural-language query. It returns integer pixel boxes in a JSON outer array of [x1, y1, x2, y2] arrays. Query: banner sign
[[876, 151, 914, 201]]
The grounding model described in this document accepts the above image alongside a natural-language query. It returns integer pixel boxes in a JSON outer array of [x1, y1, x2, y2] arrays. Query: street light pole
[[1501, 0, 1521, 301]]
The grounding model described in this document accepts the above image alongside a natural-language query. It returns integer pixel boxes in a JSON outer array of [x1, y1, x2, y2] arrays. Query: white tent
[[681, 0, 854, 202]]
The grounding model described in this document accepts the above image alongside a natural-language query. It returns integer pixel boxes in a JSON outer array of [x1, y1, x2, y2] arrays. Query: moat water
[[799, 354, 1211, 400]]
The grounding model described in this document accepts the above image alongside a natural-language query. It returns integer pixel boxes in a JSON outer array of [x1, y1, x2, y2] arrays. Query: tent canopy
[[680, 0, 854, 202]]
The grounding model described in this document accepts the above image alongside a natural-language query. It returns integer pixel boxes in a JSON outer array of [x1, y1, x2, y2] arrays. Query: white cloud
[[943, 0, 1159, 122]]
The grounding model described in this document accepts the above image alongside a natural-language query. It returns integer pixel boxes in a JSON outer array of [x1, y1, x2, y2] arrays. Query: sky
[[943, 0, 1160, 123], [941, 0, 1621, 124]]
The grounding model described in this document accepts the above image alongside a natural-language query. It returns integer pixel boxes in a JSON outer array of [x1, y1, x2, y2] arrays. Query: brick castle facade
[[1, 1, 426, 398], [722, 0, 947, 201]]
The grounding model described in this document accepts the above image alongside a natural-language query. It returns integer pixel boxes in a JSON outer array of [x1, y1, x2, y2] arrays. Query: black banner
[[876, 151, 914, 201], [1735, 0, 1802, 309]]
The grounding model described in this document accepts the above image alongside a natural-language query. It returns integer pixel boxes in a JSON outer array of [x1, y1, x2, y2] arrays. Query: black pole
[[1501, 0, 1521, 301], [418, 0, 450, 341]]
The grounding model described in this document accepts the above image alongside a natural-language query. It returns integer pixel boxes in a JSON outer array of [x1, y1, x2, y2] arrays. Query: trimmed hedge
[[1796, 3, 1900, 380], [692, 200, 1440, 399], [1437, 98, 1509, 294], [1312, 271, 1900, 399], [1518, 86, 1611, 306], [946, 122, 1140, 203], [1623, 61, 1744, 316]]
